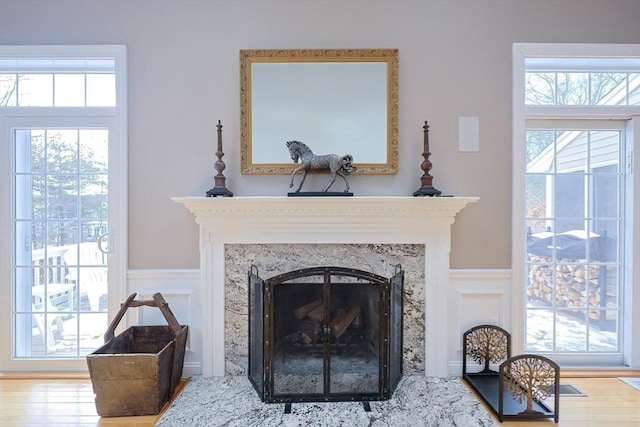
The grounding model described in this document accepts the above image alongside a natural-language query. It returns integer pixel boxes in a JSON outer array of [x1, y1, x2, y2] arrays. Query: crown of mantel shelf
[[172, 196, 479, 218]]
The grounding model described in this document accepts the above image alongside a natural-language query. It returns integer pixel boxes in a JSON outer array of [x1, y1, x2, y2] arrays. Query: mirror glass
[[240, 49, 398, 174]]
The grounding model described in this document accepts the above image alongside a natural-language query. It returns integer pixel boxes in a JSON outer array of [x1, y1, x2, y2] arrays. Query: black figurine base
[[288, 192, 353, 197], [206, 187, 233, 197], [413, 187, 442, 197]]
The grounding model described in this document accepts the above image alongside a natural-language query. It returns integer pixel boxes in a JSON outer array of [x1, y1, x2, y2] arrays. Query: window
[[0, 45, 127, 370], [512, 44, 640, 367]]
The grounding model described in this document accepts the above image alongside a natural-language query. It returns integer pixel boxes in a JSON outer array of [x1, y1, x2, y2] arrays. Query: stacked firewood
[[285, 299, 362, 346], [528, 255, 603, 318]]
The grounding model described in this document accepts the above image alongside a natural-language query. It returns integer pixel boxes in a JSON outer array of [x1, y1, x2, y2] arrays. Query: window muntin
[[0, 71, 115, 107], [525, 71, 639, 106], [13, 127, 110, 358], [524, 127, 623, 354]]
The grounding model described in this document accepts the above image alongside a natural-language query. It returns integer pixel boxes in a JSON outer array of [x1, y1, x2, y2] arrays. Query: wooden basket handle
[[103, 292, 184, 343]]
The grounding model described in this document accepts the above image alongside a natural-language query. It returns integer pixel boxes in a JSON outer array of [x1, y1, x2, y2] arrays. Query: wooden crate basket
[[86, 293, 188, 417]]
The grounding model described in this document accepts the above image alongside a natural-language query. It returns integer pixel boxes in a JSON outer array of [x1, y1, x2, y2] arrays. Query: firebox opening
[[248, 265, 404, 404], [273, 281, 381, 395]]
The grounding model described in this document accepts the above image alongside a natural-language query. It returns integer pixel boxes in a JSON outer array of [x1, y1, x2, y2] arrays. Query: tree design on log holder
[[502, 355, 557, 415], [465, 326, 509, 373], [206, 120, 233, 197]]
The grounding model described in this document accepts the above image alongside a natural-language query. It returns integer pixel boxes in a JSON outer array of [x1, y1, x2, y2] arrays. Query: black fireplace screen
[[248, 265, 403, 404]]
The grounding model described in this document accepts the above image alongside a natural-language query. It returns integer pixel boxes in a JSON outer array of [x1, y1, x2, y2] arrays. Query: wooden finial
[[413, 120, 441, 197], [206, 120, 233, 197]]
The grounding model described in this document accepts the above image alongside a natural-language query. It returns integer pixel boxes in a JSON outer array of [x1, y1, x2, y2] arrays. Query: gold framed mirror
[[240, 48, 398, 174]]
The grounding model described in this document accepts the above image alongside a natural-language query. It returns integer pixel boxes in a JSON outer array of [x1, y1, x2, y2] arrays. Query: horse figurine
[[286, 140, 357, 193]]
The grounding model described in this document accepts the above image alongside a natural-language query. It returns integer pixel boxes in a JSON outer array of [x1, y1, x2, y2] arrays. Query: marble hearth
[[173, 196, 477, 377]]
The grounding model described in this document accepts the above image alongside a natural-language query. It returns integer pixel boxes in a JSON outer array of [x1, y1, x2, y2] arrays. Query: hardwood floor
[[0, 375, 188, 427], [0, 374, 638, 426], [480, 376, 640, 427]]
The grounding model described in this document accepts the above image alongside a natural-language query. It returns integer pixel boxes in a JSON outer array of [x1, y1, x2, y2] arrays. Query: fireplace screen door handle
[[322, 325, 331, 337]]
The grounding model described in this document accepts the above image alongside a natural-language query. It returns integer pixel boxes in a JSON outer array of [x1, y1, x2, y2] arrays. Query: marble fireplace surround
[[173, 196, 478, 377]]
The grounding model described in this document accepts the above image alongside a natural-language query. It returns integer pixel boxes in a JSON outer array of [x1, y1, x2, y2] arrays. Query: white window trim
[[0, 45, 128, 371], [512, 43, 640, 368]]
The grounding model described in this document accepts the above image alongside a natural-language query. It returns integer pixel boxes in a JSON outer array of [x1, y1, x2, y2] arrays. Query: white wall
[[1, 0, 639, 270]]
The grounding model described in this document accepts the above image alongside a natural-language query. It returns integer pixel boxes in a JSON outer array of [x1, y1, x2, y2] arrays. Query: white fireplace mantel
[[173, 196, 478, 377]]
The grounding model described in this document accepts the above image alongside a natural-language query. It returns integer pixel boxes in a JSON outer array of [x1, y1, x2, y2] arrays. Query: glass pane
[[54, 74, 85, 106], [273, 283, 324, 395], [556, 130, 588, 171], [29, 221, 46, 251], [0, 73, 17, 106], [526, 263, 552, 308], [629, 73, 640, 105], [47, 220, 78, 247], [15, 266, 35, 312], [82, 221, 108, 242], [555, 173, 585, 232], [81, 175, 108, 219], [588, 311, 618, 351], [590, 73, 626, 105], [525, 174, 548, 219], [79, 129, 108, 173], [557, 72, 588, 105], [15, 175, 34, 220], [554, 262, 586, 309], [590, 131, 619, 172], [586, 264, 604, 308], [592, 176, 619, 223], [78, 312, 109, 354], [86, 74, 115, 106], [47, 130, 78, 173], [47, 175, 78, 220], [590, 263, 619, 308], [30, 178, 46, 220], [329, 283, 379, 394], [31, 130, 46, 174], [526, 219, 552, 236], [62, 244, 107, 313], [590, 220, 618, 261], [555, 309, 587, 351], [525, 309, 554, 351], [525, 72, 555, 105], [525, 130, 554, 169], [14, 313, 38, 358], [18, 74, 53, 106], [15, 129, 45, 174]]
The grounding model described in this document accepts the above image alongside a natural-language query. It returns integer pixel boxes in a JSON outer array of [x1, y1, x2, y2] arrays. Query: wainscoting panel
[[127, 268, 512, 378], [127, 269, 202, 377], [448, 269, 512, 376]]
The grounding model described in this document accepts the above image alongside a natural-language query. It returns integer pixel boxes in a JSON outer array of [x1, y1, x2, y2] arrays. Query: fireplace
[[172, 196, 478, 377], [248, 265, 404, 404]]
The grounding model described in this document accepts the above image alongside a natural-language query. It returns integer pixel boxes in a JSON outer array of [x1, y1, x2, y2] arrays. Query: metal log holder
[[462, 324, 560, 423]]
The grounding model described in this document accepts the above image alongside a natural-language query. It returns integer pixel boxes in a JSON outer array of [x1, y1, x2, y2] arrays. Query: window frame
[[0, 45, 128, 370], [512, 43, 640, 368]]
